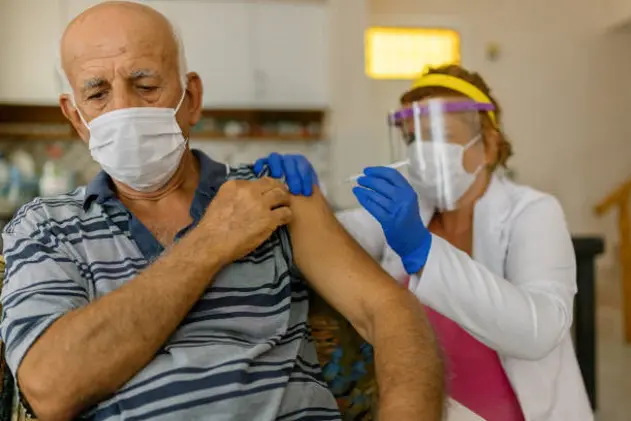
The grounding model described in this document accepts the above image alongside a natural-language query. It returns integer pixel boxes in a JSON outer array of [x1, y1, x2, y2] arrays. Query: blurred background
[[1, 0, 631, 419]]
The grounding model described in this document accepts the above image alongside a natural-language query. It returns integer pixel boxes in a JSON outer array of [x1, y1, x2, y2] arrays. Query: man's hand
[[14, 178, 293, 421], [200, 177, 292, 263]]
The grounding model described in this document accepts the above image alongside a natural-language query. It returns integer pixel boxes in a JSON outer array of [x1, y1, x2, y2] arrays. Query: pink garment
[[403, 278, 525, 421]]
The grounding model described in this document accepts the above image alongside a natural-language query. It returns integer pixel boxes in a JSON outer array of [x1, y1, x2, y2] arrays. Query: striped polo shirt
[[0, 150, 341, 421]]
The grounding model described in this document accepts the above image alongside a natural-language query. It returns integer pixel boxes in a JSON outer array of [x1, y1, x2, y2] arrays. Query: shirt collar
[[83, 149, 228, 211]]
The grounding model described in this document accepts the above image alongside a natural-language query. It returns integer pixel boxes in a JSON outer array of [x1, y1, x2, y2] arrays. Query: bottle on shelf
[[39, 144, 75, 197]]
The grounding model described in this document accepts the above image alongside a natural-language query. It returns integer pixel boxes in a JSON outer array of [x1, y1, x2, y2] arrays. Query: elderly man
[[0, 2, 444, 421]]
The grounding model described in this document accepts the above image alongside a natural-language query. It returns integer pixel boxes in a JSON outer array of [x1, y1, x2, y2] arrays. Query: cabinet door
[[0, 0, 64, 104], [250, 1, 330, 108], [149, 0, 255, 108]]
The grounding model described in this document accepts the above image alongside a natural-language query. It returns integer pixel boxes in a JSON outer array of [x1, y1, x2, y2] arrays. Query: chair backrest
[[309, 293, 378, 420]]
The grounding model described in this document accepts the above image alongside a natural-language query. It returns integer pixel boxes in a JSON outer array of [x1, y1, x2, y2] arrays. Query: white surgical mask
[[407, 135, 484, 211], [79, 90, 187, 192]]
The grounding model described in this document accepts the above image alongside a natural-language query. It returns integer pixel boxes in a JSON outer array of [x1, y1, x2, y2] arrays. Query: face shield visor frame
[[387, 99, 495, 211]]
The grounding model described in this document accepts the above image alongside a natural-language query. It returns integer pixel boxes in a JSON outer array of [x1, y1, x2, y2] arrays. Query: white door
[[250, 0, 330, 108]]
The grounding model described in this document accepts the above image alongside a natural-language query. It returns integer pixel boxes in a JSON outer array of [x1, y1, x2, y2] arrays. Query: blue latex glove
[[253, 153, 318, 196], [353, 166, 432, 274]]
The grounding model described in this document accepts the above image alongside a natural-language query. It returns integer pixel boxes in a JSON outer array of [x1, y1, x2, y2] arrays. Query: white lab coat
[[336, 174, 593, 421]]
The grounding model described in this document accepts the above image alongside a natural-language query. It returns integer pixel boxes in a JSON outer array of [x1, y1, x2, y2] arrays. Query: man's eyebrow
[[82, 77, 106, 91], [129, 69, 159, 80]]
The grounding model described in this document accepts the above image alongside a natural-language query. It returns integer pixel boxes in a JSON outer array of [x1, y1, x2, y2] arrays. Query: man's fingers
[[263, 186, 291, 209], [251, 177, 287, 193], [271, 206, 293, 226]]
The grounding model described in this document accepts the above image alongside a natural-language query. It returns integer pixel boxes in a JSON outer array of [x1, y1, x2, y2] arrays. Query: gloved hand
[[353, 166, 432, 274], [253, 153, 319, 196]]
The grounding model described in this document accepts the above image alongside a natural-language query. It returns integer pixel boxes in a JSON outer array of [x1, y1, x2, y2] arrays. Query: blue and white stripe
[[1, 158, 340, 421]]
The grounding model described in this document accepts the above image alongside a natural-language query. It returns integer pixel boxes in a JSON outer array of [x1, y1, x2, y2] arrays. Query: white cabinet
[[0, 0, 64, 104], [149, 0, 255, 108], [250, 1, 330, 108], [157, 0, 330, 109], [0, 0, 330, 108]]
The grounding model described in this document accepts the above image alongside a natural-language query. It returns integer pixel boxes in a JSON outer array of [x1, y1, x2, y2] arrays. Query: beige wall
[[3, 0, 631, 266], [326, 0, 631, 267]]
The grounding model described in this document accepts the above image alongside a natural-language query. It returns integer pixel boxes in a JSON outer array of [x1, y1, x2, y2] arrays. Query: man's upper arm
[[1, 209, 88, 374], [287, 187, 404, 340]]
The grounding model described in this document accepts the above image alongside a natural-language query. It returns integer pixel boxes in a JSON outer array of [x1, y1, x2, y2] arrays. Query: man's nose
[[109, 82, 143, 111]]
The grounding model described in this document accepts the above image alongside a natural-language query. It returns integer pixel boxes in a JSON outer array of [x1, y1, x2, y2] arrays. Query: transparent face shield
[[388, 98, 494, 211]]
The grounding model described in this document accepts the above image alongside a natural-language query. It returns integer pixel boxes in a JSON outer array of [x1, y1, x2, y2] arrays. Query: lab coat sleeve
[[335, 208, 386, 261], [410, 196, 576, 360]]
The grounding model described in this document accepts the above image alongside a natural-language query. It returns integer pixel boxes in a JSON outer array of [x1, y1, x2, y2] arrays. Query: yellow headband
[[410, 74, 497, 126]]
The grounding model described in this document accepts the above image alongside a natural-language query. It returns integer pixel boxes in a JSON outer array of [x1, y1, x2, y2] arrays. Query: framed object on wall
[[365, 26, 460, 80]]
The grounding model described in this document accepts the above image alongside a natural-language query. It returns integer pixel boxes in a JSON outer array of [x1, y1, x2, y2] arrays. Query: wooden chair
[[309, 293, 378, 420], [594, 180, 631, 343]]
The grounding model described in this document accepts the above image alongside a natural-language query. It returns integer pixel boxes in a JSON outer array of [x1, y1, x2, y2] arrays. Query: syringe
[[342, 160, 409, 183]]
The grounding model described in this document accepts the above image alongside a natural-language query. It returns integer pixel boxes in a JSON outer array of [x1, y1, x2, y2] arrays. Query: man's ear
[[59, 94, 89, 143], [185, 72, 203, 127]]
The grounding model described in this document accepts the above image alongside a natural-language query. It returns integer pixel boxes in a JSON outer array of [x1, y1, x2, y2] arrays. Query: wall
[[3, 0, 631, 264], [324, 0, 631, 267], [325, 0, 375, 205], [0, 0, 64, 104], [597, 0, 631, 31]]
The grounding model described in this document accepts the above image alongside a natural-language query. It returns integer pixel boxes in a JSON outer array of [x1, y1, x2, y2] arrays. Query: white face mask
[[407, 135, 484, 211], [79, 90, 187, 192]]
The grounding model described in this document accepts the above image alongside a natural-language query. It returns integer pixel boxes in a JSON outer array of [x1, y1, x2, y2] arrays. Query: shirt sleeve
[[1, 208, 89, 375]]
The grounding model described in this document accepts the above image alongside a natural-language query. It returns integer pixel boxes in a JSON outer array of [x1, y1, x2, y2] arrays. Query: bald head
[[60, 1, 187, 108], [58, 1, 203, 143]]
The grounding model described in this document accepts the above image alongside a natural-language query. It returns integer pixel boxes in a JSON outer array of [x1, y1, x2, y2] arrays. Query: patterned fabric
[[0, 151, 340, 421], [309, 294, 378, 420], [0, 256, 34, 421], [0, 256, 12, 421]]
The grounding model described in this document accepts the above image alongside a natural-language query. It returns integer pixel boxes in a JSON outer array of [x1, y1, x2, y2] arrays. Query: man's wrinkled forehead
[[60, 3, 179, 87], [65, 40, 174, 84], [80, 69, 160, 91]]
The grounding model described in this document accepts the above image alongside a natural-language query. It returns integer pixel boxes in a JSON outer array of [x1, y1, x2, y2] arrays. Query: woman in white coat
[[254, 64, 592, 421]]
